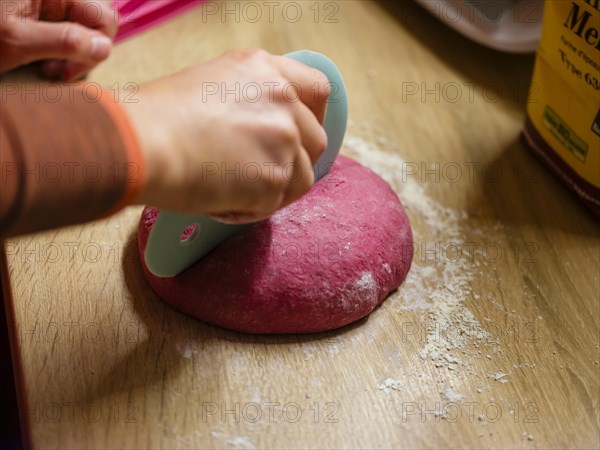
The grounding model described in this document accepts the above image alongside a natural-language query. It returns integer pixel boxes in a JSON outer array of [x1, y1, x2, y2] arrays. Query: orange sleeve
[[0, 83, 146, 238], [96, 88, 146, 216]]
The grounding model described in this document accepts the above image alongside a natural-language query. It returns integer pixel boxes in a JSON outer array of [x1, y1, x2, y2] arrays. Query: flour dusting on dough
[[335, 271, 378, 312], [355, 272, 376, 292]]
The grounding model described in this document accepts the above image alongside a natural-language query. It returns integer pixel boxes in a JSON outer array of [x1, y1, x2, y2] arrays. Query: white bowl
[[415, 0, 544, 53]]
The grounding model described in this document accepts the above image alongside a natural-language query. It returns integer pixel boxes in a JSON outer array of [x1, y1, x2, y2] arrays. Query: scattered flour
[[226, 436, 255, 450], [442, 387, 464, 402], [491, 372, 511, 382], [343, 134, 491, 370], [379, 377, 405, 394], [175, 341, 197, 359], [211, 432, 255, 450]]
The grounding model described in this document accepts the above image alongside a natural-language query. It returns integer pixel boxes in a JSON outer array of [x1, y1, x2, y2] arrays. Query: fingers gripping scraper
[[144, 51, 349, 277]]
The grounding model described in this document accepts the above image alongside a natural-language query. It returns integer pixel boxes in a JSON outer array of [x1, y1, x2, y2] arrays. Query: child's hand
[[0, 0, 117, 81], [126, 49, 331, 224]]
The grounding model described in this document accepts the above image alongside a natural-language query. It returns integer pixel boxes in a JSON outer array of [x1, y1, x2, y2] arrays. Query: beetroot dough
[[138, 155, 413, 334]]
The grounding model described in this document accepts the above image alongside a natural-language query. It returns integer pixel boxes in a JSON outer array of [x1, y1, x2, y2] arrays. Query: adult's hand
[[0, 0, 118, 80], [126, 49, 332, 224]]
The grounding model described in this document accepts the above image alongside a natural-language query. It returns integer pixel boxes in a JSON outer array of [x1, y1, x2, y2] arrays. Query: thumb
[[18, 21, 112, 66]]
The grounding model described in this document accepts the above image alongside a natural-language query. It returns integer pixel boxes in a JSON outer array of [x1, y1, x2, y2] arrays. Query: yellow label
[[527, 0, 600, 188]]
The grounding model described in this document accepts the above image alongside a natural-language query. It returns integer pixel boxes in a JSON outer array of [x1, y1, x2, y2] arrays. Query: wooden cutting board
[[2, 1, 598, 448]]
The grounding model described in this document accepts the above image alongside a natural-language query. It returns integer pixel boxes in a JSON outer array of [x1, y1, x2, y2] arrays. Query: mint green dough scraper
[[144, 51, 349, 277]]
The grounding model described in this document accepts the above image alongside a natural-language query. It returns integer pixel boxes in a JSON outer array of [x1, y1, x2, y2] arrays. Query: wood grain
[[2, 1, 599, 448]]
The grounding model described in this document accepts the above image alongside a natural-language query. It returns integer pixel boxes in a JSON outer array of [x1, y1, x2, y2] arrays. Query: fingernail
[[209, 213, 259, 224], [91, 36, 112, 61]]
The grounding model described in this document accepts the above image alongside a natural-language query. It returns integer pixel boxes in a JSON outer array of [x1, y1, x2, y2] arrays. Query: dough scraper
[[144, 51, 349, 277]]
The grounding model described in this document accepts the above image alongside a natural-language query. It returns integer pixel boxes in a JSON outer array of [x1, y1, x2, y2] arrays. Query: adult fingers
[[280, 144, 315, 208], [16, 20, 112, 66], [271, 55, 331, 124], [290, 101, 328, 165], [68, 0, 118, 39]]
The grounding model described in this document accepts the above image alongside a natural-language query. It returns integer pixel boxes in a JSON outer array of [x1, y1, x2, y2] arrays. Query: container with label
[[523, 0, 600, 217]]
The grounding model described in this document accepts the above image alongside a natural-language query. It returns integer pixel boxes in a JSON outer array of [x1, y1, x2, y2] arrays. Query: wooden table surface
[[2, 1, 599, 448]]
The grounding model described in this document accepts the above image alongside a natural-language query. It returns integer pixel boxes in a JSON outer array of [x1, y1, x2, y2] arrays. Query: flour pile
[[343, 134, 492, 370]]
